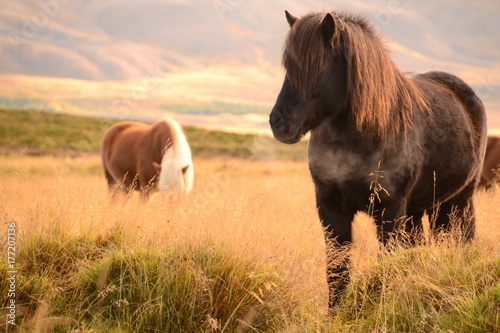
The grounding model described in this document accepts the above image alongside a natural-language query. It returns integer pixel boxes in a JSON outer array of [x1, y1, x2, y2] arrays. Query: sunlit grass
[[0, 155, 499, 332]]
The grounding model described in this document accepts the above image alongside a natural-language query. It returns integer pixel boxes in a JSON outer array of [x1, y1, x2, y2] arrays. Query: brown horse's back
[[101, 120, 173, 193], [479, 136, 500, 189]]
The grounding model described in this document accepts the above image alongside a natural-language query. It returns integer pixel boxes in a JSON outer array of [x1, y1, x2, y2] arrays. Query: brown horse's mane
[[282, 11, 427, 137]]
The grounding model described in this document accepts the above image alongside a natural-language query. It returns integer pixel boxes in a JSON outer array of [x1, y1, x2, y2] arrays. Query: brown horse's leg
[[111, 172, 138, 196], [137, 174, 153, 199], [104, 168, 117, 191], [432, 184, 476, 242]]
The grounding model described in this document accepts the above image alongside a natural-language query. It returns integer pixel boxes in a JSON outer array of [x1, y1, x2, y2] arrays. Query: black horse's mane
[[282, 11, 427, 137]]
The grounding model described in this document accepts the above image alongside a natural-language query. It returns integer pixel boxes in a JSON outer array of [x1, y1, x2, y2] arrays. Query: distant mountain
[[1, 0, 498, 81]]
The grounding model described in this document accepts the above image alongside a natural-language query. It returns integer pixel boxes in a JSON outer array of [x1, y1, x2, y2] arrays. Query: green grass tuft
[[72, 243, 291, 332], [2, 228, 300, 332], [331, 242, 500, 332]]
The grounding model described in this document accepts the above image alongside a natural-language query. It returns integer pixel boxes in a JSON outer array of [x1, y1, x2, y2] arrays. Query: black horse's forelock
[[282, 11, 428, 137], [282, 13, 331, 96]]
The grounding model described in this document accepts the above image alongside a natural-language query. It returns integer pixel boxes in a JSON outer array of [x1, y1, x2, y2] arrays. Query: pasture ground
[[1, 153, 499, 332]]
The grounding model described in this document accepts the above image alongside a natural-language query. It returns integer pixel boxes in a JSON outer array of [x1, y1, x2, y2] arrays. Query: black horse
[[269, 10, 487, 309]]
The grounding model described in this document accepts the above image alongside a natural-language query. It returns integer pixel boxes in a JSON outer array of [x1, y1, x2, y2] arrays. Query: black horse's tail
[[424, 71, 488, 188], [424, 71, 487, 138]]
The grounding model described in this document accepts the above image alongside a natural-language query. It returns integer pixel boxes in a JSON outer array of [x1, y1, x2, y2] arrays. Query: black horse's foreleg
[[316, 198, 355, 309]]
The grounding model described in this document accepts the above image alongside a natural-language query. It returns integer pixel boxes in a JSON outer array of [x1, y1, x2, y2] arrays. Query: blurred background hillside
[[1, 0, 499, 133]]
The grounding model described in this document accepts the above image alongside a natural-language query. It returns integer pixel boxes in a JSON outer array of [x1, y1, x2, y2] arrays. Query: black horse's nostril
[[270, 112, 288, 132]]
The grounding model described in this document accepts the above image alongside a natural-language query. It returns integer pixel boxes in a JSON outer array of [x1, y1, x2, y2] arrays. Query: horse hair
[[282, 11, 428, 137]]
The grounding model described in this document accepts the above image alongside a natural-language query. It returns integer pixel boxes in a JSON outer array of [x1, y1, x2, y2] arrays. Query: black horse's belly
[[407, 122, 481, 210], [408, 148, 480, 212]]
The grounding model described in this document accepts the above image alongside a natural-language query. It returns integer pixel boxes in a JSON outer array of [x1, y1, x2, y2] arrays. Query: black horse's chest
[[307, 128, 383, 184], [306, 125, 414, 212], [308, 144, 368, 183]]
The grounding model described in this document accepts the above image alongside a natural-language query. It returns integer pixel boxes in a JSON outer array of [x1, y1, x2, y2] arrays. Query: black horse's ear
[[285, 10, 297, 27], [322, 13, 336, 41]]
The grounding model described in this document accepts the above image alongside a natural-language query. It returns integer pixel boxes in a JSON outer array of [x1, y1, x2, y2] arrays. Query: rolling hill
[[0, 0, 498, 131]]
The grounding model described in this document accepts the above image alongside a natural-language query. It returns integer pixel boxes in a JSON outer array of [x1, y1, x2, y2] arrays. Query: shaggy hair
[[282, 11, 428, 137]]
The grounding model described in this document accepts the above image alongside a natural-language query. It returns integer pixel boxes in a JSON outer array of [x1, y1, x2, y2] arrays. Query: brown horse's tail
[[100, 122, 132, 189]]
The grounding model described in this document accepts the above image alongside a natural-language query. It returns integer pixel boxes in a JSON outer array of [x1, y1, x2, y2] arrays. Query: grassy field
[[0, 110, 499, 332], [0, 109, 307, 159]]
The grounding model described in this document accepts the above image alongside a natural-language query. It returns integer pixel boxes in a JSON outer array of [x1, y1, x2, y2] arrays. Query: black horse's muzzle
[[269, 110, 289, 133], [269, 107, 303, 144]]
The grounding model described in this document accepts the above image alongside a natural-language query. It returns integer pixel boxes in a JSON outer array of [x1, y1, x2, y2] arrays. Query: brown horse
[[101, 118, 194, 196], [478, 136, 500, 189], [269, 10, 487, 309]]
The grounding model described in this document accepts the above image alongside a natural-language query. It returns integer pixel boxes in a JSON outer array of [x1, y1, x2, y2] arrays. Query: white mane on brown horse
[[157, 118, 194, 193]]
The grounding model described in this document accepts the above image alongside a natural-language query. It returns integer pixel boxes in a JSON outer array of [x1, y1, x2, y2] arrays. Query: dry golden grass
[[1, 154, 499, 331]]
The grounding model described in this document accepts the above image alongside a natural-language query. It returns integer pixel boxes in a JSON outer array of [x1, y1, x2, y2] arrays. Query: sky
[[2, 0, 498, 79]]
